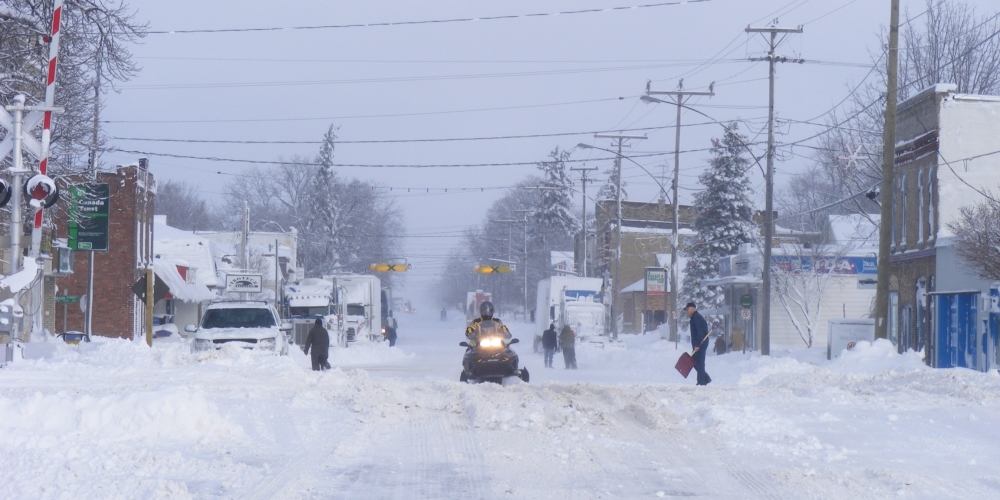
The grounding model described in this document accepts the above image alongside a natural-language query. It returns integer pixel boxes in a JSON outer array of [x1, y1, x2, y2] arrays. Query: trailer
[[535, 277, 606, 340], [325, 274, 382, 346]]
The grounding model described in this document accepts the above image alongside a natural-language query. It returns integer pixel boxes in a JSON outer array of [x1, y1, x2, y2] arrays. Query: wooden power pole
[[875, 0, 901, 340]]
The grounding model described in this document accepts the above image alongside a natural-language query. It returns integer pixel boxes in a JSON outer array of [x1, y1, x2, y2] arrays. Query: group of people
[[540, 323, 576, 369]]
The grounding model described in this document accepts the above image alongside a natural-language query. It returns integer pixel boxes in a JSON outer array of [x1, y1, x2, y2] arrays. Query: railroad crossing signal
[[370, 263, 411, 272], [474, 265, 513, 274]]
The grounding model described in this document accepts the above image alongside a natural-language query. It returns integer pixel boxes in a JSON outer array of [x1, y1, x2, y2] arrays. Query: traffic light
[[370, 263, 410, 272], [474, 265, 512, 274]]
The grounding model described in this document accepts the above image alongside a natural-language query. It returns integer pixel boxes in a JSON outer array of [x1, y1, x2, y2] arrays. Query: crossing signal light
[[474, 265, 512, 274], [370, 263, 410, 272]]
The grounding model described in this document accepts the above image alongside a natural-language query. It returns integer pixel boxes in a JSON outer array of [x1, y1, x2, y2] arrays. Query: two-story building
[[887, 84, 1000, 370]]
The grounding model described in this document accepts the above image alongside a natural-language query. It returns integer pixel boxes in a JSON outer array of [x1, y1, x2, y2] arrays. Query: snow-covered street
[[2, 310, 999, 499]]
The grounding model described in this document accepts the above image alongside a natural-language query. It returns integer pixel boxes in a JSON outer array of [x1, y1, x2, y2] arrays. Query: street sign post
[[740, 293, 754, 309], [54, 295, 78, 303]]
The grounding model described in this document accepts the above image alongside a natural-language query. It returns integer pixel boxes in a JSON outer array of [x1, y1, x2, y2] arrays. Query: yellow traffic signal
[[474, 265, 512, 274], [370, 263, 410, 272]]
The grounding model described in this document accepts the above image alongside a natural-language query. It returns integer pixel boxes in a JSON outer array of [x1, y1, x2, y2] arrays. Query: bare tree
[[947, 193, 1000, 281], [1, 0, 147, 174], [798, 0, 1000, 221], [154, 180, 216, 231]]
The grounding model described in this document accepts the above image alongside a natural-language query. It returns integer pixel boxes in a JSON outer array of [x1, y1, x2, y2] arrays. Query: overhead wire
[[136, 1, 714, 35]]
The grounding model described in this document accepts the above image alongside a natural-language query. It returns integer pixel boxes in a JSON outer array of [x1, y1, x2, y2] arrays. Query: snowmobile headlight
[[479, 337, 503, 348]]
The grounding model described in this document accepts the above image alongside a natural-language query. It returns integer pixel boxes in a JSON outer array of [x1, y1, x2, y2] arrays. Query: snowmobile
[[459, 327, 529, 384]]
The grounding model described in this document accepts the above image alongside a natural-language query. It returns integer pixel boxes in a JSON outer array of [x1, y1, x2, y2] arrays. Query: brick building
[[55, 164, 155, 339], [591, 200, 696, 333], [887, 84, 1000, 369]]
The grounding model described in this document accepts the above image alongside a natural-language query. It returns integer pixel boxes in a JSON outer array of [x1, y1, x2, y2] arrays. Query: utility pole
[[875, 0, 901, 341], [570, 166, 598, 277], [515, 209, 533, 322], [745, 22, 803, 356], [7, 95, 26, 284], [594, 133, 646, 338], [643, 83, 715, 342]]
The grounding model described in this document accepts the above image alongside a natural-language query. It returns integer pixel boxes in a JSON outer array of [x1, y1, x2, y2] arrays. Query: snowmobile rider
[[465, 301, 512, 343]]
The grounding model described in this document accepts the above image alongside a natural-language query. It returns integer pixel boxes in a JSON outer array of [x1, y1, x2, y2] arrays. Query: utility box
[[827, 318, 875, 360]]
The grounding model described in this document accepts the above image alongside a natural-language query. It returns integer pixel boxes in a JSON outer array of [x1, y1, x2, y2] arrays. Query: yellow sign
[[370, 263, 410, 272], [474, 265, 512, 274]]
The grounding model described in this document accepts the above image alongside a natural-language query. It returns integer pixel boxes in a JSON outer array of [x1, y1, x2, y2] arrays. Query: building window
[[889, 179, 899, 250], [900, 172, 907, 250], [917, 169, 924, 245], [889, 291, 900, 348]]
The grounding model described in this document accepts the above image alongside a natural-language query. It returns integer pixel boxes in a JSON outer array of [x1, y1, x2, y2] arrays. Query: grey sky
[[98, 0, 1000, 297]]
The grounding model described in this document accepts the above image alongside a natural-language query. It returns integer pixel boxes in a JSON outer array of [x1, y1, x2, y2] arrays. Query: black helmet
[[479, 301, 494, 319]]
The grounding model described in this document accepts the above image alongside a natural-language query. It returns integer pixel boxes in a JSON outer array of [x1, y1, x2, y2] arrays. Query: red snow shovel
[[675, 336, 709, 378], [675, 351, 695, 378]]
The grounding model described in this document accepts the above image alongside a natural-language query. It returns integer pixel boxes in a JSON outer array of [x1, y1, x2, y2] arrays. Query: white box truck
[[326, 274, 382, 345], [536, 277, 606, 340]]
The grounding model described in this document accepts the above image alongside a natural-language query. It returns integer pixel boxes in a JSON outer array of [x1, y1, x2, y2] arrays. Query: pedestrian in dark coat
[[714, 334, 727, 355], [559, 325, 577, 369], [541, 323, 558, 368], [685, 302, 711, 385], [384, 324, 397, 347], [303, 318, 331, 371]]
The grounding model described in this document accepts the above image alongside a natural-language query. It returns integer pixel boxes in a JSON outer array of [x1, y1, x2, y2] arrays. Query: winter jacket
[[689, 311, 709, 351], [558, 325, 575, 349], [542, 326, 557, 349], [304, 324, 330, 357]]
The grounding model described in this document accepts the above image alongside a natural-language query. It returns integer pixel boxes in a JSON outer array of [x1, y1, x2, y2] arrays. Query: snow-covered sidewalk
[[1, 316, 999, 499]]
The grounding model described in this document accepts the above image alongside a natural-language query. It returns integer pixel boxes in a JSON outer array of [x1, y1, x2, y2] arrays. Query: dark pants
[[692, 349, 711, 385], [311, 351, 330, 371], [544, 347, 555, 367], [387, 336, 396, 347], [562, 347, 577, 369]]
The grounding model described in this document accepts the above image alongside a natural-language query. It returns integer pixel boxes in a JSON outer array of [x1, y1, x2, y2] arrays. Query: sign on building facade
[[68, 184, 110, 251]]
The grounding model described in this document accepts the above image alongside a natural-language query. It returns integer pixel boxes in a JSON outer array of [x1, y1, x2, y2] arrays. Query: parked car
[[187, 301, 291, 355]]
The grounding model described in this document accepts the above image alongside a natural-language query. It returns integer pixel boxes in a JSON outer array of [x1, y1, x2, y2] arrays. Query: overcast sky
[[98, 0, 1000, 298]]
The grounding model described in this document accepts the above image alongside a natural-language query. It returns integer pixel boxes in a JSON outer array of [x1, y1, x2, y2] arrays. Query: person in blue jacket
[[685, 302, 711, 386]]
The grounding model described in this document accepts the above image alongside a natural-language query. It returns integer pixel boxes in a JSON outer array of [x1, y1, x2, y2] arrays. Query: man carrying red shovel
[[685, 302, 712, 386]]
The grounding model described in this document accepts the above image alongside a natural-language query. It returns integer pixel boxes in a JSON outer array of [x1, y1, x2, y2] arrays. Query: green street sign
[[740, 293, 753, 309], [55, 295, 79, 303], [68, 184, 110, 252]]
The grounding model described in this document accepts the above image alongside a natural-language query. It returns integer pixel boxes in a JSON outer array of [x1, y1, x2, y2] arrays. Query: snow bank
[[0, 387, 243, 448]]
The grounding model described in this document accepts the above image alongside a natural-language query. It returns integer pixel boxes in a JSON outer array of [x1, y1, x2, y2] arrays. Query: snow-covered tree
[[947, 192, 1000, 281], [533, 147, 578, 242], [1, 0, 146, 174], [597, 159, 627, 203], [681, 123, 757, 310]]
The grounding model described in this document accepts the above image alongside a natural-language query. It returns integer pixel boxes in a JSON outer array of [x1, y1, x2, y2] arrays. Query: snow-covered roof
[[621, 278, 645, 293], [154, 222, 218, 288], [153, 258, 215, 303]]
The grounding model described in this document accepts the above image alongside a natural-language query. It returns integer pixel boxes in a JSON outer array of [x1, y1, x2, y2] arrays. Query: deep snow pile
[[1, 335, 999, 498]]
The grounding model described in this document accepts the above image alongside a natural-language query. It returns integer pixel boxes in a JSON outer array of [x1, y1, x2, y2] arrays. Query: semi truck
[[325, 274, 382, 346], [283, 278, 334, 346], [535, 277, 606, 340]]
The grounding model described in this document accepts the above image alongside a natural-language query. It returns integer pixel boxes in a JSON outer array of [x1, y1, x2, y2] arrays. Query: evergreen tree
[[533, 147, 578, 241], [681, 123, 757, 310], [597, 159, 627, 202]]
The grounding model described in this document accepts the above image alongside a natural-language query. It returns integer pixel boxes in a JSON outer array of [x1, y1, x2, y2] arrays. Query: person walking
[[559, 325, 577, 369], [384, 323, 397, 347], [303, 318, 331, 371], [685, 302, 711, 385], [541, 323, 557, 368]]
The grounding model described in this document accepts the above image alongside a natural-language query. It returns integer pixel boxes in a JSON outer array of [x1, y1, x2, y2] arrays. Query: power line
[[116, 61, 746, 91], [108, 117, 761, 145], [102, 96, 632, 124], [137, 1, 712, 35]]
